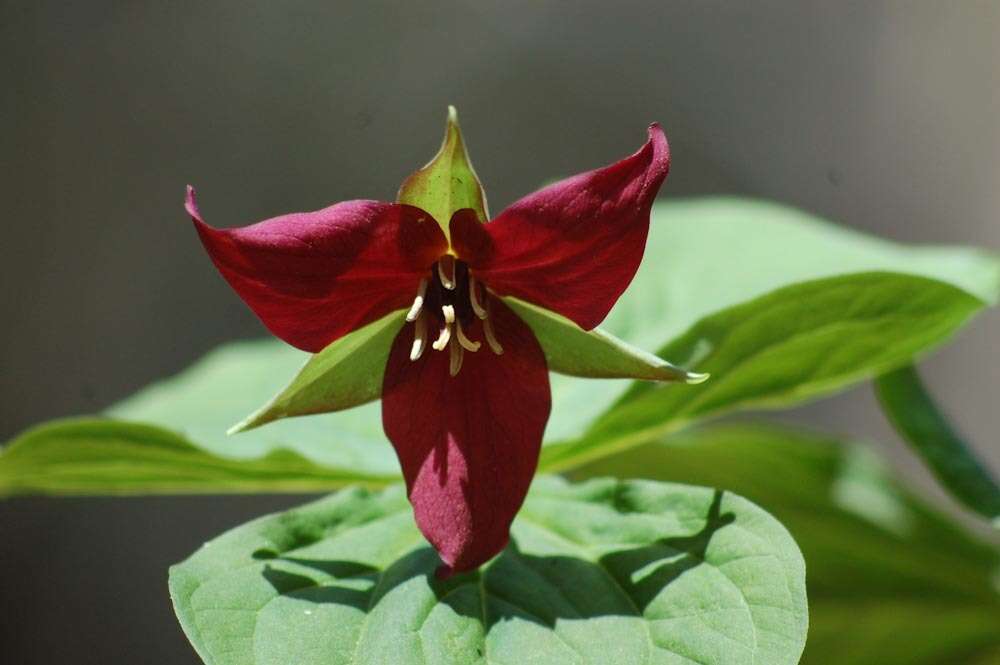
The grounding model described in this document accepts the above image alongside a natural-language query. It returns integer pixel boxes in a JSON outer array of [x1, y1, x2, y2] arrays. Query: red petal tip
[[450, 123, 670, 330], [645, 123, 670, 174], [185, 185, 202, 221]]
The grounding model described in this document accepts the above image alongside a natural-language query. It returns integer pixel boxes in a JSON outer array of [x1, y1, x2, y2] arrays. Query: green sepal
[[230, 310, 407, 434], [396, 105, 489, 239], [505, 297, 707, 384]]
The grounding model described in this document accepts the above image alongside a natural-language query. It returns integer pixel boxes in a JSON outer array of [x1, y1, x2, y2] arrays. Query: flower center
[[406, 256, 503, 376]]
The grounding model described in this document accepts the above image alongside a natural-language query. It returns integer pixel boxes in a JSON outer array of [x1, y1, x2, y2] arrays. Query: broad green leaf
[[170, 476, 807, 665], [0, 334, 626, 491], [396, 105, 488, 237], [540, 272, 987, 472], [545, 197, 995, 453], [599, 197, 999, 353], [5, 197, 998, 493], [96, 337, 626, 478], [506, 297, 707, 382], [570, 423, 1000, 665], [876, 364, 1000, 525], [0, 419, 393, 496], [231, 311, 406, 434], [106, 339, 398, 473]]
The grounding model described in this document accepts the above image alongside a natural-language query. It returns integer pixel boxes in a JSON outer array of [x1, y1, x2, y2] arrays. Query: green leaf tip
[[397, 105, 489, 238]]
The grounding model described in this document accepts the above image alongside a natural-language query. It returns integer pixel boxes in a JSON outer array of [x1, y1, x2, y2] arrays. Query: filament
[[468, 274, 488, 319], [483, 314, 503, 355], [449, 341, 464, 376]]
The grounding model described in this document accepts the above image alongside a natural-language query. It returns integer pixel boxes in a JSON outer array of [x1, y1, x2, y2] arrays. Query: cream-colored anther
[[483, 315, 503, 355], [409, 312, 427, 361], [405, 278, 428, 322], [455, 320, 481, 352], [468, 275, 488, 319], [437, 256, 456, 290], [441, 304, 455, 324], [449, 341, 464, 376], [431, 322, 452, 351]]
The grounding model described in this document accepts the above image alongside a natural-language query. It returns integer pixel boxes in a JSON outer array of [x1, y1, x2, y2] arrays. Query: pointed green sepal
[[396, 105, 489, 239], [506, 297, 709, 384], [229, 310, 407, 434]]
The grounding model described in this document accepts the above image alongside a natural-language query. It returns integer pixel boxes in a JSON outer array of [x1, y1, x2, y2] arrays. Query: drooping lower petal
[[450, 124, 669, 331], [381, 298, 550, 576], [187, 186, 447, 352]]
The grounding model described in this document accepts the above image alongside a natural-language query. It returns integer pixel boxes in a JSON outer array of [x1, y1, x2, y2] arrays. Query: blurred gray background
[[2, 2, 998, 663]]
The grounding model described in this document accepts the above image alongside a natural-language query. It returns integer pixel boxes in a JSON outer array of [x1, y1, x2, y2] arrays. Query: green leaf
[[599, 197, 999, 353], [876, 364, 1000, 525], [5, 197, 998, 494], [0, 333, 628, 489], [0, 419, 393, 496], [105, 339, 398, 473], [540, 271, 988, 472], [170, 476, 807, 665], [230, 311, 406, 434], [505, 297, 707, 383], [570, 423, 1000, 665], [542, 197, 995, 457], [396, 105, 488, 238]]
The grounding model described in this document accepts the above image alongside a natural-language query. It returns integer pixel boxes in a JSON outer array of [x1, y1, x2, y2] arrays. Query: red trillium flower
[[187, 109, 704, 577]]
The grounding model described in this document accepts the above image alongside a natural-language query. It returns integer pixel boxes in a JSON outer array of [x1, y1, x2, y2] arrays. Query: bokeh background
[[2, 2, 998, 663]]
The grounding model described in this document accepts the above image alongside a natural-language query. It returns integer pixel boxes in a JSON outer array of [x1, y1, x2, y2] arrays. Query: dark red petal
[[187, 186, 447, 352], [451, 124, 669, 330], [381, 298, 550, 577]]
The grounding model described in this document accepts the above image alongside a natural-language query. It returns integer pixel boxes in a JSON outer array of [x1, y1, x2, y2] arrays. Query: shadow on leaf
[[256, 489, 734, 630]]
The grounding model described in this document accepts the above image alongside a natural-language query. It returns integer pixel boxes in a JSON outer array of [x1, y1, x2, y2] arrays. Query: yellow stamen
[[409, 312, 427, 361], [432, 322, 452, 351], [455, 320, 481, 352], [441, 304, 455, 324], [405, 278, 428, 322]]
